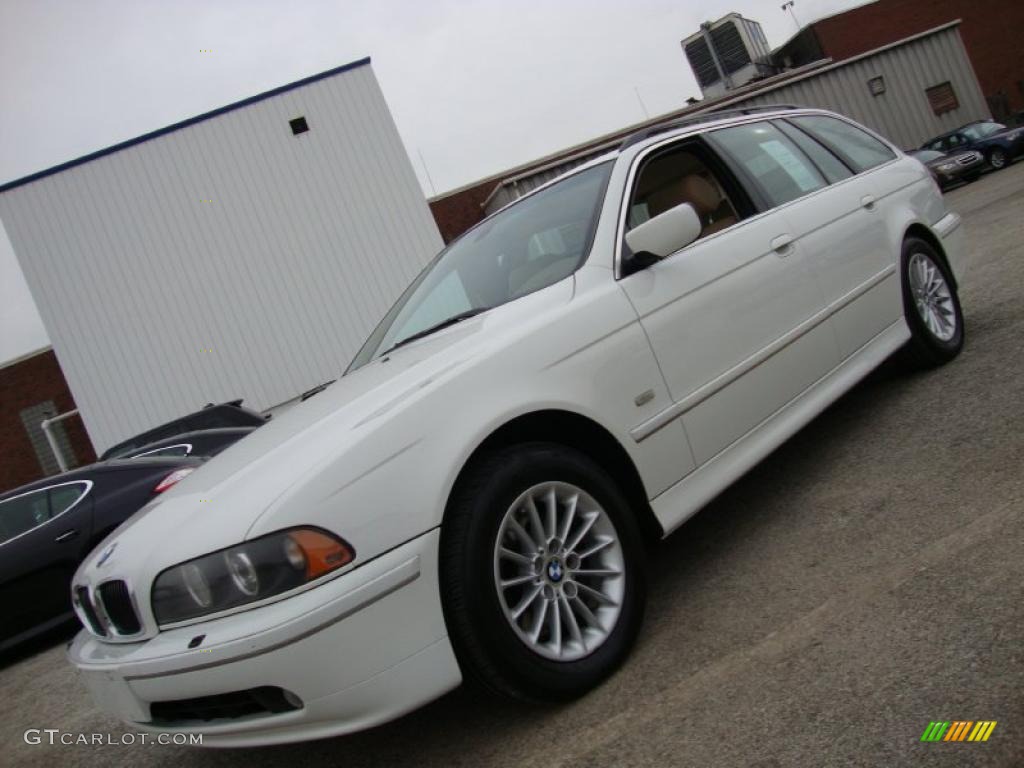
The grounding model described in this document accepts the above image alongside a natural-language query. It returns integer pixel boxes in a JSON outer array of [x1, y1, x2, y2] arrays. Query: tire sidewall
[[988, 147, 1006, 169], [901, 237, 964, 362], [446, 443, 646, 701]]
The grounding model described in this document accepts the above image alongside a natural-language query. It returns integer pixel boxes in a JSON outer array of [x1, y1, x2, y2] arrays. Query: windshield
[[961, 122, 1005, 140], [346, 161, 613, 371]]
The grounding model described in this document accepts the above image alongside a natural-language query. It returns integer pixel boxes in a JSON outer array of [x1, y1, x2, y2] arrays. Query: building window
[[289, 116, 309, 135], [867, 76, 886, 96], [925, 82, 959, 116]]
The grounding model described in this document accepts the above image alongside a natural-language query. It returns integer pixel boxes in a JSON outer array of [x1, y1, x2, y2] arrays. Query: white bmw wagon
[[69, 106, 966, 745]]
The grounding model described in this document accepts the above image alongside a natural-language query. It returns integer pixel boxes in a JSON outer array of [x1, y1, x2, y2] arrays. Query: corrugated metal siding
[[0, 63, 443, 453], [734, 26, 987, 149], [492, 25, 987, 213]]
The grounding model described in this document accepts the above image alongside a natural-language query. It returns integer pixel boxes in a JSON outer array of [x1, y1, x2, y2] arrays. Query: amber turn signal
[[288, 528, 355, 580]]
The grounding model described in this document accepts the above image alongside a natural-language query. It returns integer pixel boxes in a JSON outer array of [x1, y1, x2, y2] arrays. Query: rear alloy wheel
[[441, 443, 645, 702], [988, 147, 1007, 170], [901, 237, 964, 367]]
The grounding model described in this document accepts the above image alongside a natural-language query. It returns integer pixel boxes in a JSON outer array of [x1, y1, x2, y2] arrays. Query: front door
[[619, 128, 840, 466]]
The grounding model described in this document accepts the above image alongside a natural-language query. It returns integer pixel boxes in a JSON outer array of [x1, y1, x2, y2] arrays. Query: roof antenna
[[417, 148, 437, 197], [634, 86, 650, 119]]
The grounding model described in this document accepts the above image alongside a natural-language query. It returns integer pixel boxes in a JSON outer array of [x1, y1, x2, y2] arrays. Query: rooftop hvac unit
[[682, 13, 774, 98]]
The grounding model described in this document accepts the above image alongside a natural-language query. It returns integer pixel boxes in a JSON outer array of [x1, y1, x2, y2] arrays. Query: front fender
[[249, 267, 692, 565]]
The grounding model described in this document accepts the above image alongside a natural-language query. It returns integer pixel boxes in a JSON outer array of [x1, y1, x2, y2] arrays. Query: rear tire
[[900, 237, 964, 368], [440, 442, 646, 702]]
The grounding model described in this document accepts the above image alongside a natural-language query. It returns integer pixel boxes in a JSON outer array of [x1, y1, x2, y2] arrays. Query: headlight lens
[[152, 527, 354, 625], [937, 162, 957, 171]]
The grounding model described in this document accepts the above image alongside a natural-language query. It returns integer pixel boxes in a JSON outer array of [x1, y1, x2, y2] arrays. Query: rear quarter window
[[790, 115, 896, 173], [706, 121, 827, 208]]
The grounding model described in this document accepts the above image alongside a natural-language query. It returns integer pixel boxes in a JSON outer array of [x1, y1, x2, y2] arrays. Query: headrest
[[648, 174, 722, 218]]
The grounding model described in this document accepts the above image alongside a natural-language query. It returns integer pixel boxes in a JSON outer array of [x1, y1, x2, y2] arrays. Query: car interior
[[0, 491, 50, 544], [628, 147, 740, 239]]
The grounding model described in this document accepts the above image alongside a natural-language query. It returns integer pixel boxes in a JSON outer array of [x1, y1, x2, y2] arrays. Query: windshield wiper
[[382, 308, 488, 356]]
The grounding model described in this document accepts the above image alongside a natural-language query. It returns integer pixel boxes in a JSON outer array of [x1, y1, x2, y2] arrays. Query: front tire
[[440, 442, 646, 702], [987, 147, 1007, 170], [900, 237, 964, 367]]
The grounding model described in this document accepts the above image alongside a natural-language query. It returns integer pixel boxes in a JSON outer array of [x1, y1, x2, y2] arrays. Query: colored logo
[[547, 559, 564, 582], [920, 721, 997, 742]]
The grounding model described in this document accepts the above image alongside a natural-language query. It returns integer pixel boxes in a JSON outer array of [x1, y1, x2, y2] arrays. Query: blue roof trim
[[0, 56, 371, 194]]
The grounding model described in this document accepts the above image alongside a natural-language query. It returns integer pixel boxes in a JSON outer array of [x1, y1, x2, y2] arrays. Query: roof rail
[[618, 104, 804, 151]]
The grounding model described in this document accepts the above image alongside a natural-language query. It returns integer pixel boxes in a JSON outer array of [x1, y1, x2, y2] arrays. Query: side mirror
[[622, 202, 702, 275]]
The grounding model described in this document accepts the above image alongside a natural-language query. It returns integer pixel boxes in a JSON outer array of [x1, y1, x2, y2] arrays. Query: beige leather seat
[[647, 175, 737, 239]]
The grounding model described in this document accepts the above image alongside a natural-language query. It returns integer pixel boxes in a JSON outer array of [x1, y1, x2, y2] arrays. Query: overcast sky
[[0, 0, 867, 364]]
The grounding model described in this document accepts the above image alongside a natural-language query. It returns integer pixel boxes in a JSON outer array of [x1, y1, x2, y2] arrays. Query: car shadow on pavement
[[0, 619, 80, 671]]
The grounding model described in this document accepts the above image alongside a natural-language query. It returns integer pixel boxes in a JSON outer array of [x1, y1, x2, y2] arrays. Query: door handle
[[771, 234, 794, 255], [54, 529, 78, 543], [861, 195, 876, 210]]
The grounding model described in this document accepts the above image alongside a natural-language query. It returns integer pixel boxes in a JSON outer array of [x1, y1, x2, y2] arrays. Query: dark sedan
[[920, 120, 1024, 170], [0, 456, 201, 651], [908, 149, 983, 190], [121, 426, 257, 459]]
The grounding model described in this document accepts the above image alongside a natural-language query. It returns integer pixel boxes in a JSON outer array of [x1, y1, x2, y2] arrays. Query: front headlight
[[152, 527, 354, 625], [937, 162, 957, 172]]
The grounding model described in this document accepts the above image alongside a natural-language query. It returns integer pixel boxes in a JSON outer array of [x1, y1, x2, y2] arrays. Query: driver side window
[[628, 146, 741, 241]]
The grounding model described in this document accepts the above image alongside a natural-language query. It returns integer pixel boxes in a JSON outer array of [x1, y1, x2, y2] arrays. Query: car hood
[[76, 279, 575, 583]]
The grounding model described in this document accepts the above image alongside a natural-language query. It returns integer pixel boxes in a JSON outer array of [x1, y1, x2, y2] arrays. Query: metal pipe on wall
[[40, 409, 78, 473]]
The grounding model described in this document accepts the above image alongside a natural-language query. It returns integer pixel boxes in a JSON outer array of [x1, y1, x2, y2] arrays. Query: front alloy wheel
[[988, 147, 1007, 170], [441, 442, 645, 702], [494, 481, 625, 662]]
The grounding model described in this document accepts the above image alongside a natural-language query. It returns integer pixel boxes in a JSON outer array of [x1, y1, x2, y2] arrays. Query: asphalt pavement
[[2, 162, 1022, 767]]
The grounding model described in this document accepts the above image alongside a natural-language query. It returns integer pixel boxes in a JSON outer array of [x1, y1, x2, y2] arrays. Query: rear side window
[[790, 115, 895, 172], [707, 121, 827, 207], [776, 120, 853, 184], [0, 482, 88, 544], [962, 122, 1005, 140], [49, 483, 89, 516]]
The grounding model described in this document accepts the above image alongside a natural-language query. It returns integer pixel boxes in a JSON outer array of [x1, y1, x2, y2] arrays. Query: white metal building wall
[[0, 60, 443, 453]]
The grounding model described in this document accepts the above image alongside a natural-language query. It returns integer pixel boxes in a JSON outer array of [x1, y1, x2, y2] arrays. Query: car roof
[[616, 104, 808, 151], [0, 456, 202, 501], [532, 106, 836, 194], [99, 400, 264, 458], [121, 426, 257, 456]]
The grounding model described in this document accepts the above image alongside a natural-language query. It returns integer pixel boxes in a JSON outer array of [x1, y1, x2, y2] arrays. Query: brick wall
[[813, 0, 1024, 116], [0, 349, 95, 493], [428, 177, 499, 244]]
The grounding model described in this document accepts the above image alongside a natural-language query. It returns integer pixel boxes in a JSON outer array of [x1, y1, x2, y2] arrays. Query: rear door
[[619, 125, 839, 466], [773, 115, 900, 357]]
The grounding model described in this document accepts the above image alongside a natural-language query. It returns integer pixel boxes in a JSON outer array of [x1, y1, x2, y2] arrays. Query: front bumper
[[68, 528, 461, 746], [934, 159, 982, 187]]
